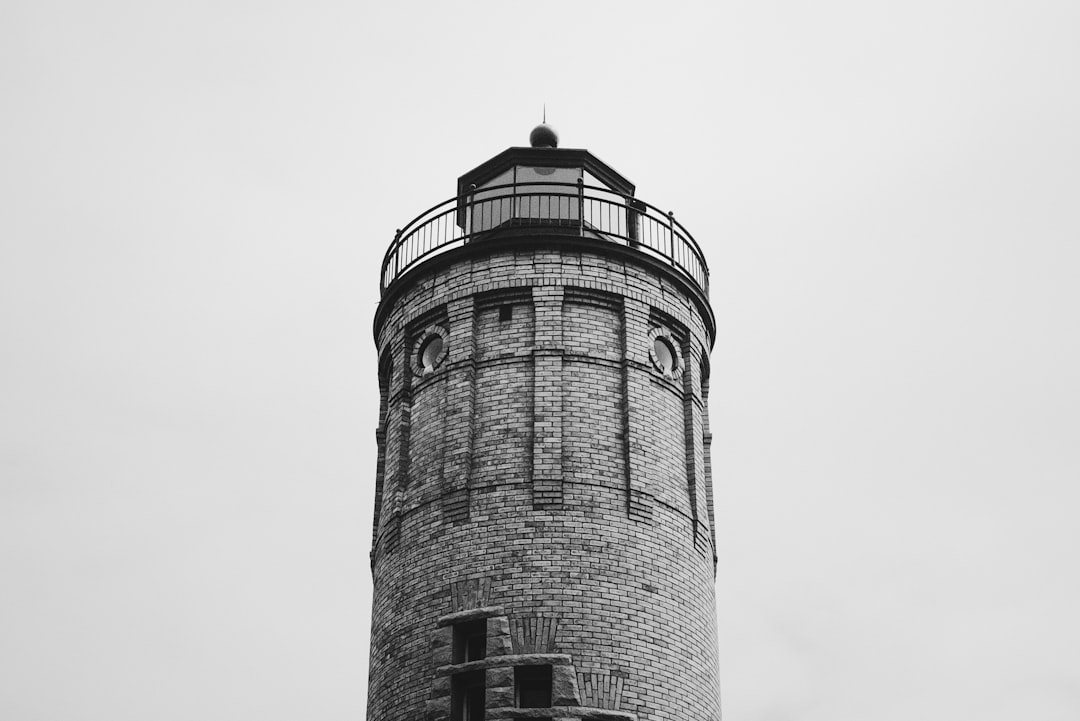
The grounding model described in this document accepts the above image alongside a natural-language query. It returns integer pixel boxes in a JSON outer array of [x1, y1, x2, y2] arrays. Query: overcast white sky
[[2, 1, 1078, 719]]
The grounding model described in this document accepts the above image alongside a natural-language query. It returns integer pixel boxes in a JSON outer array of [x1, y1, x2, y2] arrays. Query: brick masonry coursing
[[368, 245, 720, 721]]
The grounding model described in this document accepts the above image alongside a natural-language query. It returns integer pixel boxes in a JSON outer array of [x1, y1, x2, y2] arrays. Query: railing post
[[393, 228, 401, 276], [467, 183, 476, 240], [627, 196, 643, 249], [667, 211, 677, 266], [578, 177, 585, 237]]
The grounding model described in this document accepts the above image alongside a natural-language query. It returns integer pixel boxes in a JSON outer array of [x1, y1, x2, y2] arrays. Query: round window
[[411, 325, 449, 377], [653, 337, 676, 374], [418, 335, 444, 373], [648, 327, 683, 379]]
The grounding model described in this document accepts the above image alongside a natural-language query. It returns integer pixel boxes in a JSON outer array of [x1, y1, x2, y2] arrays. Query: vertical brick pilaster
[[682, 341, 708, 556], [622, 298, 654, 521], [372, 426, 386, 550], [372, 349, 394, 551], [381, 333, 409, 556], [701, 356, 718, 571], [441, 297, 477, 524], [394, 331, 413, 495], [532, 286, 564, 509]]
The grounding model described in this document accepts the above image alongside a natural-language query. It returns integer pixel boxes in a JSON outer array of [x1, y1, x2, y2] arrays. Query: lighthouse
[[367, 124, 720, 721]]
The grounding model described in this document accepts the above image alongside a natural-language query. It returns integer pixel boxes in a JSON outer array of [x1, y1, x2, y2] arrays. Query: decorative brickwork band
[[450, 577, 493, 612], [510, 614, 559, 654], [577, 671, 627, 711]]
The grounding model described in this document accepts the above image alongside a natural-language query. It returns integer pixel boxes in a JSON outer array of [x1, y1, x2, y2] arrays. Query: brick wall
[[367, 243, 720, 721]]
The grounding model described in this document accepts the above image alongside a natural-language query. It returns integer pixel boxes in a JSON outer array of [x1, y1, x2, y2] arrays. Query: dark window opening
[[515, 665, 552, 708], [499, 304, 513, 321], [453, 620, 487, 664], [452, 670, 485, 721]]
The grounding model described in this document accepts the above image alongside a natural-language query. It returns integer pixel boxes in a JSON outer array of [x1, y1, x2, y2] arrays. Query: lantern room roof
[[456, 146, 637, 200]]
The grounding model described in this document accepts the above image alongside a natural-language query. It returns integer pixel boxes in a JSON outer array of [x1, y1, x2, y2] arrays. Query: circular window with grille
[[412, 325, 448, 376], [648, 327, 683, 379]]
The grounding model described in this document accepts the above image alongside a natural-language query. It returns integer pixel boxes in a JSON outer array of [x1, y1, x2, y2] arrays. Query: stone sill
[[436, 653, 573, 676], [487, 707, 636, 720], [436, 606, 505, 627]]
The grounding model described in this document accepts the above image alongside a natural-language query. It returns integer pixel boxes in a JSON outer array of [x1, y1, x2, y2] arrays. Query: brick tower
[[368, 124, 720, 721]]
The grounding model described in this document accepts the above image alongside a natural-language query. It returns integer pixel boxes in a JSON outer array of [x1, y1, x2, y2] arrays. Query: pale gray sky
[[2, 1, 1078, 720]]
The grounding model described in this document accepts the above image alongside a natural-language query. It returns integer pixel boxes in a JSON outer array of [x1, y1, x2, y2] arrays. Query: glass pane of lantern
[[515, 165, 581, 222]]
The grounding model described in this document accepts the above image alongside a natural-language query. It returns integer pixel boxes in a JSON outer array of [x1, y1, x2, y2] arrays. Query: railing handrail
[[380, 181, 709, 297]]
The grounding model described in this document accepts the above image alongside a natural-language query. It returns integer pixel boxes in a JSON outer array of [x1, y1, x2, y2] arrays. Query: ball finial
[[529, 123, 558, 148]]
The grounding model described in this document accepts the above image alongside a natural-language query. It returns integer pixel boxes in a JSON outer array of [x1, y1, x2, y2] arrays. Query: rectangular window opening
[[453, 619, 487, 664], [499, 304, 513, 321], [452, 670, 486, 721], [515, 665, 552, 708]]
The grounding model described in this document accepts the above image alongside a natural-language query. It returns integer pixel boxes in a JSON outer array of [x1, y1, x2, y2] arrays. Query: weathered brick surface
[[368, 243, 720, 721], [473, 362, 533, 487]]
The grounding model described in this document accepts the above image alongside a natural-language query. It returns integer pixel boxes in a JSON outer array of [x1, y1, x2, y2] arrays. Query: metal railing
[[380, 180, 709, 296]]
